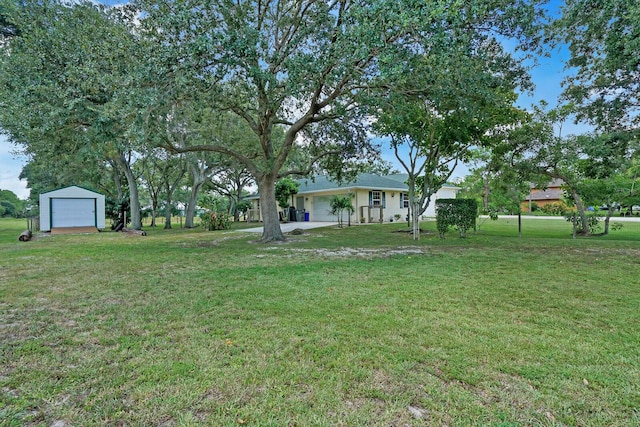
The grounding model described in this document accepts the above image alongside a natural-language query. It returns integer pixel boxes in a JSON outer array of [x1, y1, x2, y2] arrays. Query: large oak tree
[[136, 0, 547, 242]]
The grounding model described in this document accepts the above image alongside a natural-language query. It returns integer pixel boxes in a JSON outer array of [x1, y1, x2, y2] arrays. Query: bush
[[541, 202, 568, 215], [565, 212, 600, 234], [200, 211, 232, 231], [436, 198, 477, 238], [530, 202, 539, 212]]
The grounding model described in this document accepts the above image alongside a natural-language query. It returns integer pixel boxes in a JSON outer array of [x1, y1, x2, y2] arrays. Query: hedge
[[436, 198, 477, 238]]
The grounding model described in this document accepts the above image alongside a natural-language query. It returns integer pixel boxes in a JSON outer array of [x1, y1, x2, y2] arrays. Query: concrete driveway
[[239, 222, 338, 233]]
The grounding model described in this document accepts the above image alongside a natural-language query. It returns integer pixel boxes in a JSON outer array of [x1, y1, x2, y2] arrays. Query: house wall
[[248, 186, 458, 223], [307, 188, 456, 223]]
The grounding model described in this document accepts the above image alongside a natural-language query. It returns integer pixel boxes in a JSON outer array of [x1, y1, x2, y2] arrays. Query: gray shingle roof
[[246, 173, 460, 199], [296, 173, 408, 194]]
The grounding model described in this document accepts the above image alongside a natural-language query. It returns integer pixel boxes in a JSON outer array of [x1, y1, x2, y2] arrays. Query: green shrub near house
[[436, 198, 477, 237]]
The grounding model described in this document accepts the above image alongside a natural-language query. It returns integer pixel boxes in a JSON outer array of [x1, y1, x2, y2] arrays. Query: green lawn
[[1, 218, 639, 426]]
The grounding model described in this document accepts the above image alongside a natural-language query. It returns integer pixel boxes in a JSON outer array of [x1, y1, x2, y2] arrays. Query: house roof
[[246, 174, 460, 199], [296, 174, 407, 194], [528, 178, 565, 189], [525, 188, 565, 202], [525, 179, 566, 201], [247, 173, 460, 199], [40, 185, 104, 198], [296, 173, 460, 195]]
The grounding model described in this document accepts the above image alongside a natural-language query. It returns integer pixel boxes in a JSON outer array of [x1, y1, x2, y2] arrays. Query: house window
[[371, 191, 382, 206], [402, 193, 409, 208]]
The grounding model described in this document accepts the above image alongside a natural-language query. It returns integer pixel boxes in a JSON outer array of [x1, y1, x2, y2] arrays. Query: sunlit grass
[[1, 217, 639, 426]]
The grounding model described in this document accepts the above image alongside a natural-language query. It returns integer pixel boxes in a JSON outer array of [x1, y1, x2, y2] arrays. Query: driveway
[[239, 221, 338, 233]]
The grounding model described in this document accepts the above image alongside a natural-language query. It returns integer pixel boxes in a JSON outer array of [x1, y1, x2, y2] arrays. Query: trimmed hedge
[[436, 198, 477, 238]]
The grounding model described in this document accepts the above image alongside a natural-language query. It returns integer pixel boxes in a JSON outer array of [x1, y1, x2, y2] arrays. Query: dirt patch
[[261, 246, 430, 259]]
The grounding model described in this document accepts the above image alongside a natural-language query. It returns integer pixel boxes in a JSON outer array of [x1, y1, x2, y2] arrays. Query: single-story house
[[247, 173, 460, 223], [521, 178, 565, 212], [39, 186, 106, 232]]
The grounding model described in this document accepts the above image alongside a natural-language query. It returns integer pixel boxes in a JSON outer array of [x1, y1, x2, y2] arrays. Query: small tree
[[275, 178, 299, 210], [329, 194, 354, 228], [234, 200, 253, 222]]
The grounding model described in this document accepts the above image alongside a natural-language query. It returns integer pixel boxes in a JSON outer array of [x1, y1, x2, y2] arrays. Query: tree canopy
[[557, 0, 640, 130], [135, 0, 548, 241], [1, 0, 554, 239], [0, 0, 148, 228]]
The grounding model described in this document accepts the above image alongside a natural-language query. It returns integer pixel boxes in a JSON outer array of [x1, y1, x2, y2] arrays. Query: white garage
[[39, 186, 106, 232], [312, 196, 336, 222]]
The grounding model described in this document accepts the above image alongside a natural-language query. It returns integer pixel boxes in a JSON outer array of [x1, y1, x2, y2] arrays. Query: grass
[[1, 217, 639, 426]]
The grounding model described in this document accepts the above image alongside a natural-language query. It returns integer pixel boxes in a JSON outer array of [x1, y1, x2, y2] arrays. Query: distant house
[[521, 179, 565, 212], [247, 173, 459, 223], [39, 186, 106, 232]]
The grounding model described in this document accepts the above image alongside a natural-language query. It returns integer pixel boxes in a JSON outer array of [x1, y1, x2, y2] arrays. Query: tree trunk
[[150, 201, 158, 227], [163, 167, 186, 230], [18, 229, 32, 241], [185, 182, 203, 228], [412, 200, 420, 240], [258, 174, 285, 242], [569, 187, 589, 235], [406, 175, 420, 240], [148, 188, 160, 227], [234, 181, 244, 222], [603, 204, 615, 235], [110, 160, 124, 201], [164, 194, 172, 229], [117, 154, 142, 230], [185, 163, 208, 228], [123, 228, 147, 236], [483, 173, 490, 212]]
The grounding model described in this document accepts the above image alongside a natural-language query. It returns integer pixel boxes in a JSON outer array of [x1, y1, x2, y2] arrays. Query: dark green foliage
[[234, 200, 252, 216], [557, 0, 640, 129], [0, 200, 17, 217], [565, 212, 601, 235], [436, 198, 477, 238], [275, 178, 299, 209], [0, 189, 23, 217], [106, 196, 130, 228]]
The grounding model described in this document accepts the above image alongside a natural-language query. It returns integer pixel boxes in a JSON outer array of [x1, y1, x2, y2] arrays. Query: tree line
[[0, 0, 637, 240]]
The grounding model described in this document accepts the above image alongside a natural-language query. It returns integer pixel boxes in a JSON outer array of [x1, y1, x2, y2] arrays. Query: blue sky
[[1, 0, 589, 199]]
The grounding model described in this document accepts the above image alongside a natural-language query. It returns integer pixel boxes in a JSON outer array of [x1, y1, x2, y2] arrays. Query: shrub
[[565, 212, 600, 234], [541, 202, 568, 215], [436, 198, 477, 238], [200, 211, 232, 231]]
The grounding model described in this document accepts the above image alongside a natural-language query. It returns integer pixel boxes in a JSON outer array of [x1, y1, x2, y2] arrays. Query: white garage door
[[313, 196, 336, 222], [51, 198, 96, 228]]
